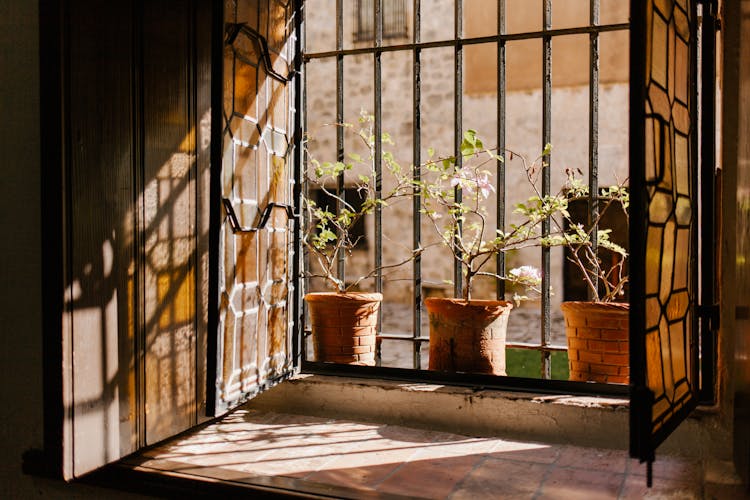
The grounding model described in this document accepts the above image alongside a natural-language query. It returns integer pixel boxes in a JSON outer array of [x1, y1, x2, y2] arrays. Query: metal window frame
[[298, 0, 631, 395]]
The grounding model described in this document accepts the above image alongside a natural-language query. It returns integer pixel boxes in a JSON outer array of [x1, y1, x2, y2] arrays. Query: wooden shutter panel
[[59, 0, 212, 478]]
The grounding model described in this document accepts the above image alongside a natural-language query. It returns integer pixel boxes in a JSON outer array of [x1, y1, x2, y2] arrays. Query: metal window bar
[[374, 0, 384, 364], [541, 0, 552, 379], [336, 0, 345, 280], [302, 0, 629, 377], [356, 0, 408, 42], [453, 0, 463, 298], [412, 0, 423, 369], [496, 0, 506, 300], [588, 0, 600, 300]]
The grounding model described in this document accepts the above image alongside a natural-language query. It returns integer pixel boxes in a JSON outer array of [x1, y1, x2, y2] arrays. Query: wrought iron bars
[[302, 0, 629, 375]]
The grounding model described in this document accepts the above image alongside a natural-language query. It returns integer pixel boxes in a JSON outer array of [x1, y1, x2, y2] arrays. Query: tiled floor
[[128, 408, 747, 499]]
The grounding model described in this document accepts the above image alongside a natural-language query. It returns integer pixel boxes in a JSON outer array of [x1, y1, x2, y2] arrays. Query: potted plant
[[555, 173, 630, 383], [412, 132, 564, 375], [302, 113, 415, 365]]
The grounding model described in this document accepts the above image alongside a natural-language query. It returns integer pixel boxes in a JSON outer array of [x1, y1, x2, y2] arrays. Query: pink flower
[[475, 173, 495, 199], [451, 167, 495, 199]]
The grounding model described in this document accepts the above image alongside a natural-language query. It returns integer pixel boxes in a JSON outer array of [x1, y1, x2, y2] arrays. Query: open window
[[40, 0, 719, 487]]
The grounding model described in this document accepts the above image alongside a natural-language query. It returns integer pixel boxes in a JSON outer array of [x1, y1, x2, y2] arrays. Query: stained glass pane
[[632, 0, 699, 463], [651, 13, 668, 87]]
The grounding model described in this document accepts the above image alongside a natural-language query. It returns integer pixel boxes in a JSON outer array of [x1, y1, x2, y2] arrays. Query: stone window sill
[[250, 374, 726, 459]]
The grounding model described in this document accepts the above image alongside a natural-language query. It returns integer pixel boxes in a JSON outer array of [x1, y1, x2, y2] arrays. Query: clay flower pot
[[305, 292, 382, 366], [560, 301, 629, 384], [425, 298, 513, 375]]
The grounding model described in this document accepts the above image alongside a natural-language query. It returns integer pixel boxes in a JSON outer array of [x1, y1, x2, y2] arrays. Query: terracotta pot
[[560, 301, 629, 384], [425, 298, 513, 375], [305, 292, 382, 366]]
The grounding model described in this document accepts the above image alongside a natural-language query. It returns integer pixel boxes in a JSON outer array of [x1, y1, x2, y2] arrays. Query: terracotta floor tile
[[450, 457, 550, 499], [488, 439, 561, 464], [539, 467, 624, 500], [704, 459, 746, 486], [376, 453, 483, 499], [377, 424, 446, 445], [239, 449, 338, 478], [555, 445, 629, 474], [136, 409, 718, 499], [408, 437, 498, 461], [703, 482, 750, 499], [217, 408, 278, 425], [304, 462, 403, 491], [627, 456, 703, 484], [165, 447, 275, 469], [619, 474, 701, 500]]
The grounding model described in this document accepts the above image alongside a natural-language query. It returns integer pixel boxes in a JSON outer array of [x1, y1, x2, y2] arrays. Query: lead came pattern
[[219, 0, 295, 405], [643, 0, 697, 433]]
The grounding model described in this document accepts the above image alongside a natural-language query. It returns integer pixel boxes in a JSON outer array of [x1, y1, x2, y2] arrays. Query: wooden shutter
[[56, 0, 212, 478], [210, 0, 300, 415], [629, 0, 701, 473], [62, 0, 139, 478]]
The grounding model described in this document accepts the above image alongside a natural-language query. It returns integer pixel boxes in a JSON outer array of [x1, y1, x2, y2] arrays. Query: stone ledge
[[249, 374, 731, 460]]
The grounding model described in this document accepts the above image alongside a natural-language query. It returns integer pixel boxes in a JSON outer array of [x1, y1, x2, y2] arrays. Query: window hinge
[[698, 304, 720, 331]]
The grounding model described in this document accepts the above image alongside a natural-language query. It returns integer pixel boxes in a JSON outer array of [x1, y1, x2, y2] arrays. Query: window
[[355, 0, 408, 42], [37, 0, 719, 486], [303, 0, 632, 380]]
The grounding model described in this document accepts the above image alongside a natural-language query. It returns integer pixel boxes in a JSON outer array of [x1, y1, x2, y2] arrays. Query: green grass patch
[[505, 348, 570, 380]]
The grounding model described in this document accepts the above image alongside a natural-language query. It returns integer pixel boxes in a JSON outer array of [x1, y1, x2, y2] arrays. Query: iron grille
[[302, 0, 630, 381]]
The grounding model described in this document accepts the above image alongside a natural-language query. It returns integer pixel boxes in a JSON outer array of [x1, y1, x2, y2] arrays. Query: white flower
[[509, 265, 542, 285]]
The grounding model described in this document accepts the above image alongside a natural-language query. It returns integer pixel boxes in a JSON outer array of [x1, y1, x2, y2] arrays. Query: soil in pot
[[305, 292, 382, 366], [425, 298, 513, 375], [560, 301, 629, 384]]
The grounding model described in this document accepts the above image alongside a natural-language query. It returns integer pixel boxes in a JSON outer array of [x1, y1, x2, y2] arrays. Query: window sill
[[251, 373, 727, 459], [252, 373, 631, 450]]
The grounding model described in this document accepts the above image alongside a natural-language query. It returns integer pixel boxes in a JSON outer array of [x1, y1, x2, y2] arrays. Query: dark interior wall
[[0, 0, 45, 495], [732, 0, 750, 487], [721, 0, 750, 488]]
